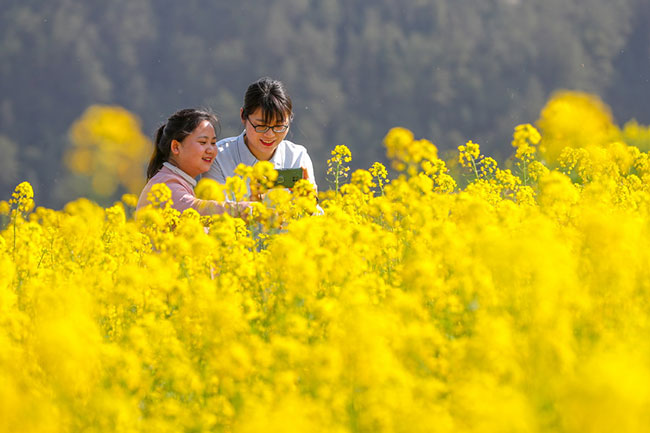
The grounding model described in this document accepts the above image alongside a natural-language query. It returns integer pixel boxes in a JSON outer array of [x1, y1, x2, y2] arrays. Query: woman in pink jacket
[[136, 108, 249, 216]]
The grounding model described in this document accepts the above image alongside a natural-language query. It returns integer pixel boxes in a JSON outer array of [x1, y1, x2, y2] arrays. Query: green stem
[[335, 162, 341, 194], [523, 159, 529, 187], [37, 249, 47, 269], [470, 156, 480, 180]]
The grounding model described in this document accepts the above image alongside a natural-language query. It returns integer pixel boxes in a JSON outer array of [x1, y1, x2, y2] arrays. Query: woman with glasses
[[204, 77, 317, 191]]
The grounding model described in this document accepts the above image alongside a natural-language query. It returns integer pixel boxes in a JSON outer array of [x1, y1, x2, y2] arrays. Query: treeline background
[[1, 0, 649, 207]]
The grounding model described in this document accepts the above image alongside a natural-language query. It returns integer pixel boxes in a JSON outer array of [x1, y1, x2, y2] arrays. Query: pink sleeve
[[137, 171, 250, 217], [167, 178, 249, 216], [165, 179, 219, 215]]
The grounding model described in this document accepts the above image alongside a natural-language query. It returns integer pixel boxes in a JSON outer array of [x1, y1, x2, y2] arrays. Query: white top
[[205, 131, 317, 191]]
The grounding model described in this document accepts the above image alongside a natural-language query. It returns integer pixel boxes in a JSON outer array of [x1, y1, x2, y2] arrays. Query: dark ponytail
[[147, 124, 169, 180], [147, 108, 219, 180]]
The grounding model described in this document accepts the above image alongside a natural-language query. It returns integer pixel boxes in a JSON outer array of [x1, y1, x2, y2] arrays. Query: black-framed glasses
[[246, 116, 289, 133]]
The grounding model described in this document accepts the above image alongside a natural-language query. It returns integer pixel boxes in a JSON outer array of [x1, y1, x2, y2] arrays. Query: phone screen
[[275, 168, 303, 188]]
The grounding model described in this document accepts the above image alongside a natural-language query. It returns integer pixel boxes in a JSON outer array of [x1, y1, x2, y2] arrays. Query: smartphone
[[275, 168, 304, 188]]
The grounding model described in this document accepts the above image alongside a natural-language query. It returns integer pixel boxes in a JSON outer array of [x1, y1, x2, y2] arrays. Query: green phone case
[[275, 168, 303, 188]]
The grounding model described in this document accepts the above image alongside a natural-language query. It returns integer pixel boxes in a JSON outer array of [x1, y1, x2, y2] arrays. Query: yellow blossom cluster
[[65, 105, 151, 196], [512, 123, 541, 162], [326, 145, 353, 193], [385, 127, 439, 177], [3, 96, 650, 432], [385, 128, 456, 194], [621, 119, 650, 152], [369, 162, 389, 195], [537, 91, 619, 163], [458, 140, 481, 169]]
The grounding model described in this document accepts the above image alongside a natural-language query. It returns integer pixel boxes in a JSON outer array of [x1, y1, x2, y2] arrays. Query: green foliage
[[0, 0, 648, 207]]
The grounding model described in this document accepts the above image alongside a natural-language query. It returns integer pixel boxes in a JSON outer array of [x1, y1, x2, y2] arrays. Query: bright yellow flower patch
[[3, 99, 650, 432]]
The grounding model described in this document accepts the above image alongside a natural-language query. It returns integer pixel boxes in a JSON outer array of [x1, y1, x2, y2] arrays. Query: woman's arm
[[167, 179, 251, 217]]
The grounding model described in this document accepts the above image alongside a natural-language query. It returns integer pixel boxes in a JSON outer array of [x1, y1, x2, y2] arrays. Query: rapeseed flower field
[[2, 91, 650, 432]]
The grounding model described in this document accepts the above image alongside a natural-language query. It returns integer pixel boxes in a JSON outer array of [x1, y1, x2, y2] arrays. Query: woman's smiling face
[[170, 120, 217, 177], [242, 107, 290, 161]]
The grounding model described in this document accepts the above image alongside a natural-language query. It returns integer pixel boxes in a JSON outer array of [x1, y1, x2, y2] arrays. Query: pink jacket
[[136, 163, 232, 215]]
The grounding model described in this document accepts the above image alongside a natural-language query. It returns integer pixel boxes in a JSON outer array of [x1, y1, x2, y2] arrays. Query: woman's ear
[[170, 139, 181, 155]]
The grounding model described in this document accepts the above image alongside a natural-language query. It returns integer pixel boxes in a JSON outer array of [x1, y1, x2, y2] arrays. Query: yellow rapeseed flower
[[3, 96, 650, 432]]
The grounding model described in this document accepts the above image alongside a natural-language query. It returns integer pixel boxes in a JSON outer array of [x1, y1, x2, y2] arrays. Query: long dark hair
[[241, 77, 293, 125], [147, 108, 219, 180]]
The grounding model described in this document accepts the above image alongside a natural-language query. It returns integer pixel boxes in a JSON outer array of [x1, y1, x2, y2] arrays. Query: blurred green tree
[[0, 0, 647, 206]]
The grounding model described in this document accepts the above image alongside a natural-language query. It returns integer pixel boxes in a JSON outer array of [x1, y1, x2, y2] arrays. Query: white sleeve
[[204, 159, 226, 184]]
